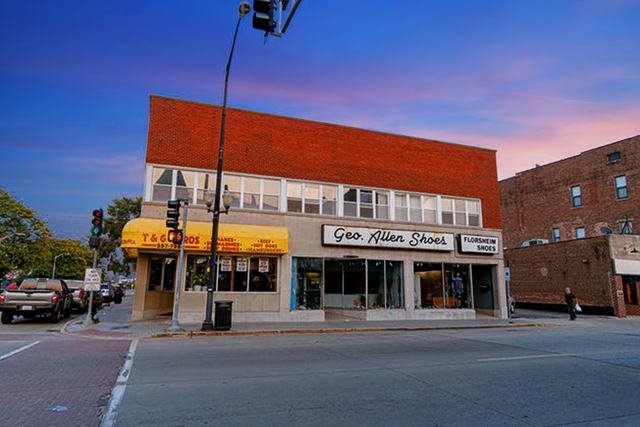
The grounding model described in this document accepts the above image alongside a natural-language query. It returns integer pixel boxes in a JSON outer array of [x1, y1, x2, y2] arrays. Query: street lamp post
[[52, 253, 70, 279], [201, 2, 251, 331]]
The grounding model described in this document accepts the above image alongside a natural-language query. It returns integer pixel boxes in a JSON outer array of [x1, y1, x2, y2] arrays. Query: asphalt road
[[111, 318, 640, 427]]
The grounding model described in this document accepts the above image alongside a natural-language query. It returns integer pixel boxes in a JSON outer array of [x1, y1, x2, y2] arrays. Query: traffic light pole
[[85, 246, 99, 324], [202, 8, 248, 331], [168, 200, 188, 333]]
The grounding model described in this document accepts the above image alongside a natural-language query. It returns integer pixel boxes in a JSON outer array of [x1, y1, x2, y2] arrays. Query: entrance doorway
[[472, 265, 494, 310]]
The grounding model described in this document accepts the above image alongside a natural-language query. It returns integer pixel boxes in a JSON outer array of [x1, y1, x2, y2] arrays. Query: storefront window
[[215, 256, 278, 293], [185, 255, 209, 292], [444, 264, 471, 309], [414, 262, 443, 309], [249, 258, 277, 292], [292, 257, 323, 310], [343, 260, 366, 309], [367, 260, 404, 309], [148, 256, 176, 291], [324, 260, 343, 309]]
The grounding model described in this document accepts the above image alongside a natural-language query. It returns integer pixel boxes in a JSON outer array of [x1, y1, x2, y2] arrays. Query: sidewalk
[[63, 300, 565, 340]]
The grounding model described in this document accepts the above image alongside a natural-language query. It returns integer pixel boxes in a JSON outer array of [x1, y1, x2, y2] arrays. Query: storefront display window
[[213, 255, 278, 293], [343, 260, 366, 309], [148, 256, 176, 291], [367, 260, 403, 309], [445, 264, 471, 309], [292, 257, 323, 310], [249, 258, 277, 292], [414, 262, 443, 308], [185, 255, 209, 292]]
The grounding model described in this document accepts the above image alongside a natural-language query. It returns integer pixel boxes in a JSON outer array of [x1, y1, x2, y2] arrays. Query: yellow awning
[[121, 218, 288, 258]]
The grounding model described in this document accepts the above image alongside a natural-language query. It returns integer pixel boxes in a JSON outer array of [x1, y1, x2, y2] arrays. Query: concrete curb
[[148, 322, 557, 339]]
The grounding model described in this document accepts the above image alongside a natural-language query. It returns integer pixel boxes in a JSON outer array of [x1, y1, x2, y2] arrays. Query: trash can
[[214, 300, 233, 330]]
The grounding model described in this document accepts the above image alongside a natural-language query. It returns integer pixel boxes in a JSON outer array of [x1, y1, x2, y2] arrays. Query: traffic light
[[167, 229, 184, 244], [253, 0, 276, 34], [166, 200, 181, 229], [90, 209, 103, 236]]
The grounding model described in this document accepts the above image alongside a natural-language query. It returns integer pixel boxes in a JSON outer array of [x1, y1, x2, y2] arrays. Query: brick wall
[[499, 136, 640, 248], [146, 95, 502, 229], [505, 236, 613, 308]]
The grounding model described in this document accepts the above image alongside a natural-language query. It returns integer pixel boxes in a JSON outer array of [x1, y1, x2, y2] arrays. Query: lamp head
[[203, 189, 215, 208], [238, 2, 251, 19]]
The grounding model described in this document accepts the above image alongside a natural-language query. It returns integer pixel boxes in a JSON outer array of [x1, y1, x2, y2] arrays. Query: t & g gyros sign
[[322, 225, 453, 251]]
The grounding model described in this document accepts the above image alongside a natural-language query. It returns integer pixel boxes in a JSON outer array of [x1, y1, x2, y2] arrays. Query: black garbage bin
[[214, 300, 233, 330]]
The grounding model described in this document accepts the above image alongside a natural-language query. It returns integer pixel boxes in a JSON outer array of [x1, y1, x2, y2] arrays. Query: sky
[[1, 0, 639, 240]]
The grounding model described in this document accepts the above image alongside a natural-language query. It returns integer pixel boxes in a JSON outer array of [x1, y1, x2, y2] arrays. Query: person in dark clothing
[[565, 287, 577, 320]]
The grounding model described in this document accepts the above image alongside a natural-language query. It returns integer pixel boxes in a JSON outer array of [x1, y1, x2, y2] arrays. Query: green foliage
[[16, 238, 94, 281], [98, 196, 141, 276], [0, 188, 53, 280]]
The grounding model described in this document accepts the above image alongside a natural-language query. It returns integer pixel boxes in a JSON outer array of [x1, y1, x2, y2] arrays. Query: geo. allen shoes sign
[[322, 225, 454, 251]]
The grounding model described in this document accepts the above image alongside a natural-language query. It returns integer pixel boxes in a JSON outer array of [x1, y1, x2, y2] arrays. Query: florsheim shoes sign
[[322, 225, 454, 251], [458, 234, 499, 254]]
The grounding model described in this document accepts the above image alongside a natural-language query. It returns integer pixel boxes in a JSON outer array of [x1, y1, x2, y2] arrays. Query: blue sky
[[1, 0, 639, 239]]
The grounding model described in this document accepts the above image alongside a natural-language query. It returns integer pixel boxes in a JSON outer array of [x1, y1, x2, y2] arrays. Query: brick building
[[122, 95, 507, 323], [500, 136, 640, 316]]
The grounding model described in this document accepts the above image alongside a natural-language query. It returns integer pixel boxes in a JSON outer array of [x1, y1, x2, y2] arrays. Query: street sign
[[505, 267, 510, 280], [84, 268, 102, 291]]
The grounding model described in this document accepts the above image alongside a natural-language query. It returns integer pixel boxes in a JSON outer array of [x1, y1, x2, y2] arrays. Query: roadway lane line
[[476, 353, 574, 362], [0, 340, 42, 361], [101, 339, 139, 427]]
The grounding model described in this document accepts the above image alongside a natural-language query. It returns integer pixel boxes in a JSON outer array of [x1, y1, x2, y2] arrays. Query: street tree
[[16, 238, 94, 281], [0, 188, 52, 280], [98, 196, 141, 277]]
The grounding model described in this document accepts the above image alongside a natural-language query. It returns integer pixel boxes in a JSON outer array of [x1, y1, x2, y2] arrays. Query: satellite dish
[[601, 226, 613, 235]]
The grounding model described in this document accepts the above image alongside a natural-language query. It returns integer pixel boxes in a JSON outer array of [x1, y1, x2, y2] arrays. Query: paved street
[[111, 317, 640, 427], [2, 299, 640, 427]]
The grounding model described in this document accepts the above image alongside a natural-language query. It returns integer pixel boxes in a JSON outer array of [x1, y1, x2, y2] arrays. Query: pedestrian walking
[[565, 287, 577, 320]]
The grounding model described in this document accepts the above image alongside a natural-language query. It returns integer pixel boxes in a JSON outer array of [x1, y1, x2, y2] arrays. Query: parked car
[[100, 284, 113, 303], [64, 279, 87, 313], [0, 278, 73, 324]]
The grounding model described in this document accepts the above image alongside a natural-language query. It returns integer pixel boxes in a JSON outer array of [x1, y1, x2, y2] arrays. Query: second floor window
[[571, 186, 582, 208], [615, 176, 629, 200], [620, 221, 633, 235], [552, 228, 560, 242], [575, 227, 586, 239]]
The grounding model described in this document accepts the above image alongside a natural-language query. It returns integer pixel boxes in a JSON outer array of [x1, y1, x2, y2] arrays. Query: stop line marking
[[476, 353, 574, 362]]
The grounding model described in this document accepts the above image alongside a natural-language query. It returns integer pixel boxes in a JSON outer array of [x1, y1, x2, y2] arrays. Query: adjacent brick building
[[500, 136, 640, 316], [122, 95, 507, 323]]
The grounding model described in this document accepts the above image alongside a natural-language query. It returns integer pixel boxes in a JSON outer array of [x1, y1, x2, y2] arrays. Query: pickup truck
[[0, 278, 73, 324], [64, 279, 87, 313]]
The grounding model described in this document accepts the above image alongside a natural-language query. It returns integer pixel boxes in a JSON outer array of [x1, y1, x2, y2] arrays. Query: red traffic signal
[[90, 209, 103, 236], [167, 229, 183, 244]]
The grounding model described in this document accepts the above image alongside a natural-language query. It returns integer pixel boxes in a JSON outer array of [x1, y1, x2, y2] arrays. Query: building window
[[152, 168, 173, 201], [575, 227, 586, 239], [215, 256, 277, 293], [395, 193, 408, 221], [148, 256, 176, 291], [623, 276, 638, 305], [607, 151, 621, 163], [620, 220, 634, 235], [367, 260, 404, 309], [292, 257, 323, 310], [615, 176, 628, 200], [343, 187, 388, 219], [414, 262, 444, 309], [552, 228, 560, 242], [571, 186, 582, 208], [286, 182, 337, 215], [185, 255, 209, 292], [196, 173, 217, 206], [423, 196, 437, 224]]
